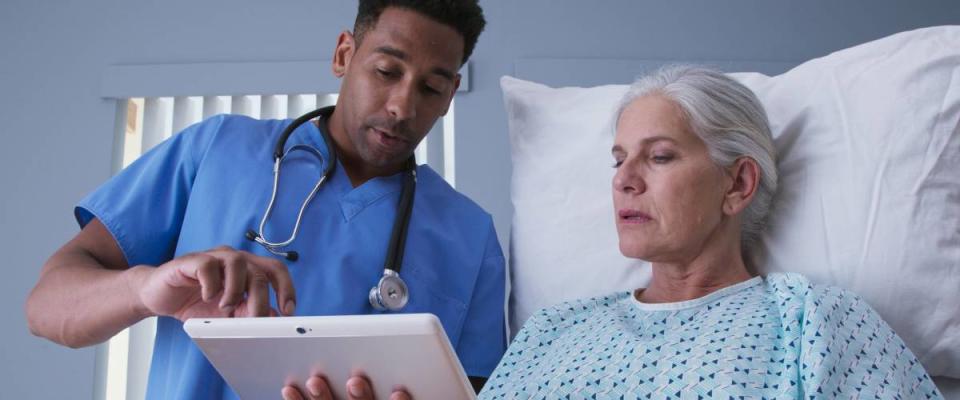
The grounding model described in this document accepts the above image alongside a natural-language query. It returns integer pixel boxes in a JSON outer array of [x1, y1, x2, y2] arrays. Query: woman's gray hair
[[614, 65, 778, 248]]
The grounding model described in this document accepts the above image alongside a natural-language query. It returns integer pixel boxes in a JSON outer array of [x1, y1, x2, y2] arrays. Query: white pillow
[[501, 25, 960, 378]]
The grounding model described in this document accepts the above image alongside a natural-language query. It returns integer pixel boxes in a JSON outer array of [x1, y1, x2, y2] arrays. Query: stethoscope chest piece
[[369, 269, 409, 311]]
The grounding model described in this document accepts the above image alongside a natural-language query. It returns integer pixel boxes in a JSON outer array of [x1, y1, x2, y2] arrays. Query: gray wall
[[1, 1, 957, 398]]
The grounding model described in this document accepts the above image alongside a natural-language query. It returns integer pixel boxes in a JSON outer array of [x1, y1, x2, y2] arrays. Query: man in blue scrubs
[[26, 1, 504, 399]]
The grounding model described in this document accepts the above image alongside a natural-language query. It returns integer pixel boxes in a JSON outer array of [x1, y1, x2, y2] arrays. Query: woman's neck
[[637, 225, 754, 304]]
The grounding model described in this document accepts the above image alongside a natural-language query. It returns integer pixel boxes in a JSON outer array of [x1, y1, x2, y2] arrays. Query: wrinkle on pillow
[[501, 25, 960, 378]]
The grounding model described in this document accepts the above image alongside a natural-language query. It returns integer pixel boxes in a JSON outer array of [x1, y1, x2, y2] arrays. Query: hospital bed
[[500, 26, 960, 398]]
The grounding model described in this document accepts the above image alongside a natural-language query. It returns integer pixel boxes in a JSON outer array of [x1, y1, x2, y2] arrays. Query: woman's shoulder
[[535, 291, 632, 319], [764, 272, 866, 305], [764, 275, 939, 397], [523, 292, 632, 331], [763, 272, 814, 293], [763, 272, 886, 333]]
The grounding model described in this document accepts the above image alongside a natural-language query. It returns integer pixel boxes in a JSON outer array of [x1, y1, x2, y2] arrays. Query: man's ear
[[332, 31, 356, 77], [440, 74, 462, 116], [722, 157, 760, 216]]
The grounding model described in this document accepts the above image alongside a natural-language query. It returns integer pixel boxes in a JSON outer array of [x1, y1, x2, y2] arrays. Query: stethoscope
[[244, 107, 416, 311]]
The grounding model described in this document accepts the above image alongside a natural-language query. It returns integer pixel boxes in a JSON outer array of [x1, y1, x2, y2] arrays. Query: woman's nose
[[613, 164, 645, 195]]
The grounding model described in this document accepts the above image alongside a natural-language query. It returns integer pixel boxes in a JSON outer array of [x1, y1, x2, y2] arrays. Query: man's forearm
[[26, 251, 152, 348]]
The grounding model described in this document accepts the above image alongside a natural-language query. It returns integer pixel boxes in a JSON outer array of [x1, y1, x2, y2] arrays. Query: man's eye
[[376, 68, 397, 78], [423, 85, 442, 95]]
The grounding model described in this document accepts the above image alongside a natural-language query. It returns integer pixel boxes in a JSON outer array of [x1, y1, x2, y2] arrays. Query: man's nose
[[386, 82, 417, 121]]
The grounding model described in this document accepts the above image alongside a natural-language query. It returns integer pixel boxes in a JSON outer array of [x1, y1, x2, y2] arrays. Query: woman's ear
[[332, 31, 356, 78], [722, 157, 760, 216]]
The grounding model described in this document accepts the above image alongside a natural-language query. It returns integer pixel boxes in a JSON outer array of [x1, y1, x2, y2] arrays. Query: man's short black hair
[[354, 0, 486, 65]]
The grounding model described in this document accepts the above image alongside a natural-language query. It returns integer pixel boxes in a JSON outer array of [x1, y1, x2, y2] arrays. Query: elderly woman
[[480, 67, 942, 399]]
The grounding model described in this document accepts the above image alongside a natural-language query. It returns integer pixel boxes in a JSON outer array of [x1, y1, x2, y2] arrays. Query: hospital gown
[[480, 273, 942, 399]]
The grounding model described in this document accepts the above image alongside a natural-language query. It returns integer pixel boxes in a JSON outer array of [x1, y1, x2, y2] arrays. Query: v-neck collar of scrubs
[[296, 109, 406, 223]]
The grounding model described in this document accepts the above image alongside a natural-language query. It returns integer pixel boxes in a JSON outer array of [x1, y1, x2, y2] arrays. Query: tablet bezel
[[184, 313, 476, 399]]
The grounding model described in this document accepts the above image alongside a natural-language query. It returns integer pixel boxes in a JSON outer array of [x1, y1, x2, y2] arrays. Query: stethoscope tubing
[[254, 145, 329, 249], [246, 107, 416, 310]]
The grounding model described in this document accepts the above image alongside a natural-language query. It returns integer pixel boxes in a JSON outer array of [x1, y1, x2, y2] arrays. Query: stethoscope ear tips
[[285, 251, 299, 261], [245, 230, 259, 241]]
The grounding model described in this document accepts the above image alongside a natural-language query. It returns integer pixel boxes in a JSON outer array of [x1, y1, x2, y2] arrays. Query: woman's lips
[[618, 209, 653, 224]]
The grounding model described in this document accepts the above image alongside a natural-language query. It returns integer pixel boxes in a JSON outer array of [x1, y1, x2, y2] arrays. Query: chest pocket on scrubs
[[398, 263, 468, 346]]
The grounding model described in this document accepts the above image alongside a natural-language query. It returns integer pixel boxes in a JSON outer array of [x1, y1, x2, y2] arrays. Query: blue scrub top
[[75, 112, 507, 399]]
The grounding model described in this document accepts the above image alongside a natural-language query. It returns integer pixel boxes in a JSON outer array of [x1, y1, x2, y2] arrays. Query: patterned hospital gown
[[481, 273, 942, 399]]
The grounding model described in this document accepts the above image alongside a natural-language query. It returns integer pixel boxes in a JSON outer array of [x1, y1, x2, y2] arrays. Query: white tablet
[[184, 313, 476, 400]]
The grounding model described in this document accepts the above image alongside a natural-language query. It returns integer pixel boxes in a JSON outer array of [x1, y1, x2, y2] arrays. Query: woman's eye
[[611, 160, 624, 168], [651, 154, 674, 164]]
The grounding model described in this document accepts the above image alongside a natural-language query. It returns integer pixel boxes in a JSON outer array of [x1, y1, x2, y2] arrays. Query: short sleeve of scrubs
[[75, 116, 224, 267], [455, 224, 507, 378]]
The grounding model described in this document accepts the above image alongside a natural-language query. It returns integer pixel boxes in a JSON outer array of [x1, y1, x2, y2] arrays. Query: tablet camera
[[296, 326, 307, 335]]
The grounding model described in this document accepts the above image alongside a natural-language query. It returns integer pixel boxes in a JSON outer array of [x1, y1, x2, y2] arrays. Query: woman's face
[[612, 95, 730, 263]]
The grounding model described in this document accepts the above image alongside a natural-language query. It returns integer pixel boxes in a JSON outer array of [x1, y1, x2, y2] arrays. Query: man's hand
[[281, 375, 411, 400], [27, 219, 298, 348], [135, 246, 297, 321]]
